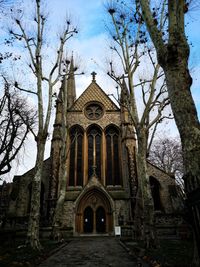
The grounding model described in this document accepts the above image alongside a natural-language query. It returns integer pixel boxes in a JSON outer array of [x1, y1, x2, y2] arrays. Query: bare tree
[[106, 1, 170, 248], [138, 0, 200, 265], [8, 0, 78, 249], [148, 136, 184, 193], [0, 79, 36, 177]]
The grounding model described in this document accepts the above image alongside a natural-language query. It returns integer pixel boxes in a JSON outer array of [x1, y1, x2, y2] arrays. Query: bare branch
[[0, 79, 37, 176], [14, 81, 37, 95]]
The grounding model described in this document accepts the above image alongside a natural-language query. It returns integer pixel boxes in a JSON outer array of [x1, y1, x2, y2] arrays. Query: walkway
[[38, 237, 139, 267]]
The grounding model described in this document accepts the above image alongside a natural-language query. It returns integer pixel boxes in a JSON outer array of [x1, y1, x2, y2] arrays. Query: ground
[[0, 239, 60, 267], [38, 237, 139, 267], [124, 238, 193, 267], [0, 236, 193, 267]]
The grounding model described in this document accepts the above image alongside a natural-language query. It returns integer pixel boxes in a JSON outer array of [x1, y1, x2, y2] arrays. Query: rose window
[[85, 103, 104, 120]]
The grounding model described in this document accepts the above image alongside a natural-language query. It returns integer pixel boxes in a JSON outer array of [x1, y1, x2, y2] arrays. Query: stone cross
[[91, 71, 97, 82]]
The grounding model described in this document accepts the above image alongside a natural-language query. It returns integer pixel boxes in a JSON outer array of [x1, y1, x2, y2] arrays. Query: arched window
[[105, 125, 121, 185], [149, 176, 163, 211], [87, 125, 102, 179], [69, 125, 84, 186]]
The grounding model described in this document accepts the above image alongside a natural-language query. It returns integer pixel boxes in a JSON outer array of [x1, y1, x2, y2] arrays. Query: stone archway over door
[[76, 187, 113, 234]]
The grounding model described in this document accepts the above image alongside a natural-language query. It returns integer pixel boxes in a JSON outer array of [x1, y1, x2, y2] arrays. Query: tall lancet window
[[69, 125, 84, 186], [106, 125, 121, 185], [87, 125, 102, 179]]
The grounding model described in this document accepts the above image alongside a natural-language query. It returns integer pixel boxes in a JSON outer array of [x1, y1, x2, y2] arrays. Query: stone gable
[[71, 82, 119, 111]]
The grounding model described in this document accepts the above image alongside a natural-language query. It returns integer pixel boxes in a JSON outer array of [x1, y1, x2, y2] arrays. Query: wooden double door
[[84, 206, 106, 233]]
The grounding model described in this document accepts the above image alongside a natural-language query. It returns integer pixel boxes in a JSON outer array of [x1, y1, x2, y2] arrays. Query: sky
[[1, 0, 200, 182], [49, 0, 200, 114]]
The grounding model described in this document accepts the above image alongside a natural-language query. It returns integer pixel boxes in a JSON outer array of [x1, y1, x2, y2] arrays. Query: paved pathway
[[38, 237, 139, 267]]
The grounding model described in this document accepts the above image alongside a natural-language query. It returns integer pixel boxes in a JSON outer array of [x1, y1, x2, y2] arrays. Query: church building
[[7, 60, 182, 236]]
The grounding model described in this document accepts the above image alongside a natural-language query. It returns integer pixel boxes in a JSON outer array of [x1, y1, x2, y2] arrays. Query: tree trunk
[[26, 139, 45, 250], [52, 77, 68, 240], [52, 133, 68, 240], [157, 38, 200, 264], [136, 128, 156, 248], [162, 63, 200, 193], [138, 0, 200, 263], [163, 62, 200, 261]]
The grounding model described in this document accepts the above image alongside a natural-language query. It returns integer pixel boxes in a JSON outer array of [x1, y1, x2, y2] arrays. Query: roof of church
[[70, 80, 119, 111]]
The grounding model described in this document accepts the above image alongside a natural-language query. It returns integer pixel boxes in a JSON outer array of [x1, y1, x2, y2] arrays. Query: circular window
[[85, 103, 104, 120]]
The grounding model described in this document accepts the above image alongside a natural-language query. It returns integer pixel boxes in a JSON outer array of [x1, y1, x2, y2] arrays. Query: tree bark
[[162, 59, 200, 194], [52, 128, 68, 240], [52, 160, 67, 240], [26, 139, 45, 250], [136, 128, 156, 248]]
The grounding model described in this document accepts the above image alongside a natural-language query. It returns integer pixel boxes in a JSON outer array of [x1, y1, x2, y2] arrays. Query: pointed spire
[[67, 54, 76, 109]]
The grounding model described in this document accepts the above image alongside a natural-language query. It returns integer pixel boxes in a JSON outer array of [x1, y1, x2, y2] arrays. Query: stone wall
[[62, 201, 75, 228], [114, 199, 131, 226], [147, 162, 176, 213], [8, 159, 51, 218]]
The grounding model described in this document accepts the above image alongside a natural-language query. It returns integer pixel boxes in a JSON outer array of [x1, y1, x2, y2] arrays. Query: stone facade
[[4, 71, 182, 237], [8, 159, 51, 218], [0, 182, 12, 219], [147, 163, 176, 213]]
